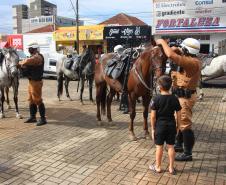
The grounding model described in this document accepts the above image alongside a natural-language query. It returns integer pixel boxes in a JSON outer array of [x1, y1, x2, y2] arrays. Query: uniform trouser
[[28, 80, 43, 106], [177, 94, 197, 155]]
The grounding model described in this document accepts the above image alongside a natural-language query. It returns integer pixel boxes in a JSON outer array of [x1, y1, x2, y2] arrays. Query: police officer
[[19, 42, 47, 126], [156, 38, 201, 161]]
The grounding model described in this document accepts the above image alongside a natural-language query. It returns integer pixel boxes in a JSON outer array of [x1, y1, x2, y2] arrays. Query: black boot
[[37, 103, 47, 126], [24, 104, 37, 123], [174, 130, 184, 152], [175, 129, 194, 161]]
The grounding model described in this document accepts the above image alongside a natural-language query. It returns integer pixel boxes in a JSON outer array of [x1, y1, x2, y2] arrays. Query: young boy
[[149, 75, 181, 175]]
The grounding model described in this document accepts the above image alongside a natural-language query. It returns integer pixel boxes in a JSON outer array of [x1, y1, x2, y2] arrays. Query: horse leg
[[80, 77, 85, 105], [89, 76, 94, 103], [5, 87, 11, 109], [107, 88, 116, 123], [96, 84, 102, 122], [141, 94, 151, 139], [0, 89, 5, 118], [128, 92, 137, 141], [12, 79, 22, 119], [57, 73, 64, 101], [64, 77, 72, 101]]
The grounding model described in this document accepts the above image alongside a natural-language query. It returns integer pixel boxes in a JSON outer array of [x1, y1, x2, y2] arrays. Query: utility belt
[[172, 87, 196, 99]]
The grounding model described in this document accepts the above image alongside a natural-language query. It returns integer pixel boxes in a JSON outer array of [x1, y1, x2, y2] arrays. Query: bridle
[[133, 46, 165, 91], [2, 50, 19, 80]]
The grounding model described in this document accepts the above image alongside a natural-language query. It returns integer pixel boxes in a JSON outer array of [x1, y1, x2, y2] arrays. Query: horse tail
[[57, 73, 64, 99], [100, 82, 107, 115]]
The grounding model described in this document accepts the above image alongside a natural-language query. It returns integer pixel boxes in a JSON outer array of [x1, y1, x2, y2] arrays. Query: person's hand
[[151, 129, 155, 141], [156, 39, 166, 46]]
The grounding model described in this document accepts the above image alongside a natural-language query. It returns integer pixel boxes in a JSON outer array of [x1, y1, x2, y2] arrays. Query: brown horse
[[95, 45, 167, 140]]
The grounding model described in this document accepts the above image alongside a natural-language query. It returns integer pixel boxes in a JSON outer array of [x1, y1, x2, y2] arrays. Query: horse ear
[[150, 36, 156, 46]]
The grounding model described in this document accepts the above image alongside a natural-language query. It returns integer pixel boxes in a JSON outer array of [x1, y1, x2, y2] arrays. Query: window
[[49, 59, 57, 66]]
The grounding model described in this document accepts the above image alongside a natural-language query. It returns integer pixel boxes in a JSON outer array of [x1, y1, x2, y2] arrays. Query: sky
[[0, 0, 153, 34]]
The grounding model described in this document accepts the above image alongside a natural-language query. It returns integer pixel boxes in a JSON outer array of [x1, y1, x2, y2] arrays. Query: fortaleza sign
[[153, 0, 226, 34], [156, 17, 220, 29]]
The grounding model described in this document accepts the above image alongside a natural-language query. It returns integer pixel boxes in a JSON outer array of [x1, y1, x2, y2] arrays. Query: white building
[[152, 0, 226, 54]]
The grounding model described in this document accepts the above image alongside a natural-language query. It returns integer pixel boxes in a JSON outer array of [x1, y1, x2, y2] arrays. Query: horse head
[[2, 48, 19, 78], [80, 48, 95, 68], [140, 45, 167, 78]]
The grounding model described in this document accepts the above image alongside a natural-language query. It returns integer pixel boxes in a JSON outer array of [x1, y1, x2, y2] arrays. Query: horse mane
[[139, 44, 154, 62]]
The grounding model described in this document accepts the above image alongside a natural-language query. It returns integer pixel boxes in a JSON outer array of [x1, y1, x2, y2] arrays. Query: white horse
[[56, 48, 95, 103], [201, 55, 226, 80], [199, 54, 226, 101], [0, 48, 22, 119]]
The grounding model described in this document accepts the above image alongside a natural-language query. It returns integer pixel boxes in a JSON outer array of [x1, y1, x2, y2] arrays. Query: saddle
[[64, 56, 80, 71], [104, 53, 128, 80]]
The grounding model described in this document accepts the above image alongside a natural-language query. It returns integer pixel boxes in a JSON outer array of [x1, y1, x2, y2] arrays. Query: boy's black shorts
[[155, 124, 177, 145]]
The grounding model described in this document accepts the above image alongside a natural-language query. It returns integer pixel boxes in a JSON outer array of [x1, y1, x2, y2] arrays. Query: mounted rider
[[156, 38, 201, 161], [19, 42, 47, 126]]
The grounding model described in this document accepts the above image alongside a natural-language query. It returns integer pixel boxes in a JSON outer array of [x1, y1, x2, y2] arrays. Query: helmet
[[114, 45, 124, 54], [180, 38, 200, 55], [27, 42, 39, 49]]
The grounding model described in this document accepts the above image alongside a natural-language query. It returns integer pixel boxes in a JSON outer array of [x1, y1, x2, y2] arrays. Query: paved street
[[0, 79, 225, 185]]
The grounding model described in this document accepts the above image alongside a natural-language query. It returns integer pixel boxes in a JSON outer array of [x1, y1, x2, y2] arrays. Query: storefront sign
[[195, 0, 213, 5], [7, 34, 23, 50], [153, 0, 226, 34], [54, 25, 104, 41], [104, 26, 151, 40]]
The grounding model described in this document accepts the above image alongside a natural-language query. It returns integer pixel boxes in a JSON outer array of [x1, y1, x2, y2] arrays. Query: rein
[[133, 46, 162, 91]]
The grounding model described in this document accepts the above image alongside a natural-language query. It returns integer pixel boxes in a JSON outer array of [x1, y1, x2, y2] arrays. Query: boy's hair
[[157, 75, 172, 91]]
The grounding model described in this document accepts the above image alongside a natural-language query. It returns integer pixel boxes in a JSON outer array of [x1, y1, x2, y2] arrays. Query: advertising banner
[[153, 0, 226, 34], [54, 25, 104, 41], [7, 34, 23, 49]]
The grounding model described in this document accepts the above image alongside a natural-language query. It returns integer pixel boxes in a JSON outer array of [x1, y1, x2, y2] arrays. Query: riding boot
[[175, 129, 194, 161], [174, 130, 184, 152], [24, 104, 37, 123], [37, 103, 47, 126]]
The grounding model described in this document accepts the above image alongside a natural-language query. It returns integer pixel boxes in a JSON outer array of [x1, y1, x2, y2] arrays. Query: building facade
[[54, 25, 105, 54], [12, 0, 82, 34], [152, 0, 226, 54]]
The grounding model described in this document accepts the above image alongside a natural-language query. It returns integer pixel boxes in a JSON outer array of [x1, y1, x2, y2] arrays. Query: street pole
[[76, 0, 79, 54], [69, 0, 79, 54]]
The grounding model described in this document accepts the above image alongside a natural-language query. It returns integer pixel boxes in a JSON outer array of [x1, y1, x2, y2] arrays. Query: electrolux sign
[[195, 0, 213, 5]]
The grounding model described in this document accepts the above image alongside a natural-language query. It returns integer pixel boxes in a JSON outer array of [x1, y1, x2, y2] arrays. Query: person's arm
[[19, 54, 43, 67], [150, 110, 156, 140], [176, 110, 181, 133], [156, 39, 199, 72]]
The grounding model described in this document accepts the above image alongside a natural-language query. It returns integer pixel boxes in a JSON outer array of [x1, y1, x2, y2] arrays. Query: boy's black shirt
[[150, 94, 181, 126]]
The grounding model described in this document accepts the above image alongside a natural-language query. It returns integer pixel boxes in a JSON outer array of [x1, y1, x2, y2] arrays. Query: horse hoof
[[80, 101, 84, 105], [16, 114, 23, 119], [97, 121, 103, 126], [129, 135, 137, 141], [0, 114, 5, 119]]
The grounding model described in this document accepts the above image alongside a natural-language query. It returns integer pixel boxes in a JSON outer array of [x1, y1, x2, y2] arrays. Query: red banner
[[7, 34, 23, 50]]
